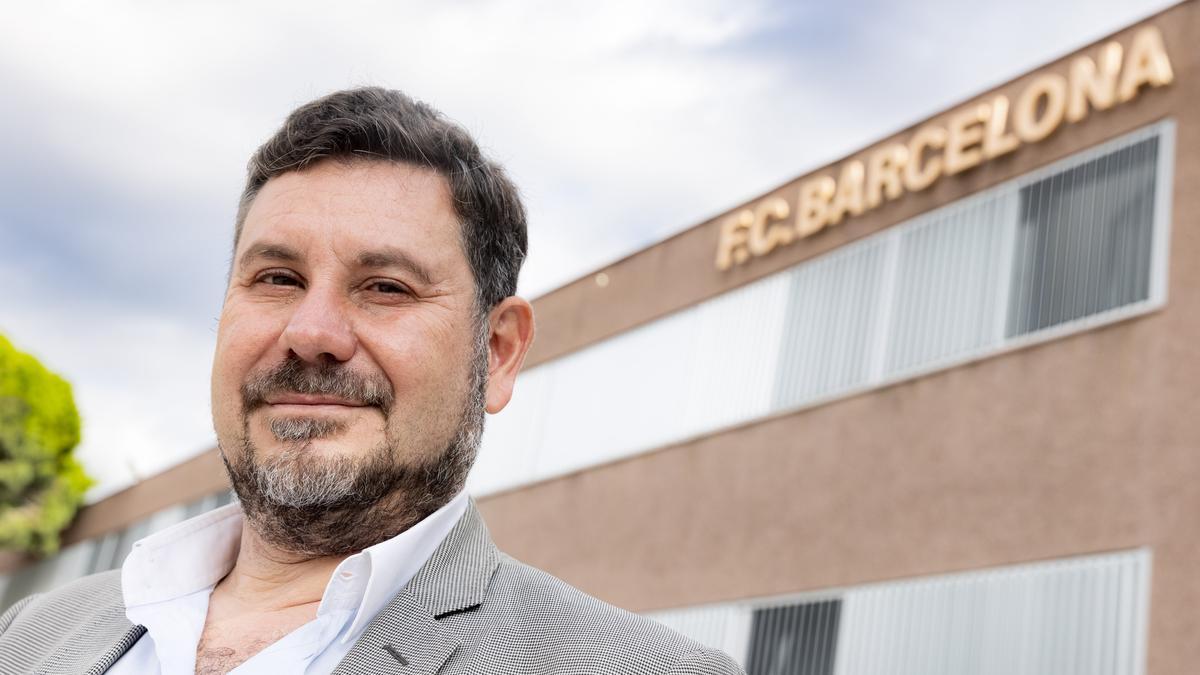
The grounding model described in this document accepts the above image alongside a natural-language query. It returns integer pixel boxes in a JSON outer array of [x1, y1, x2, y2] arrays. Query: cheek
[[373, 326, 475, 402], [210, 346, 247, 440], [211, 307, 282, 423]]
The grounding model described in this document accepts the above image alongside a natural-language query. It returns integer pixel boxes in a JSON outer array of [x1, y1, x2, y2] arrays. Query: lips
[[264, 393, 368, 407]]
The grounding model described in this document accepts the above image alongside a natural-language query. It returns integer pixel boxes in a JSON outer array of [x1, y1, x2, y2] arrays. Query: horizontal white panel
[[833, 550, 1151, 675], [647, 549, 1151, 675]]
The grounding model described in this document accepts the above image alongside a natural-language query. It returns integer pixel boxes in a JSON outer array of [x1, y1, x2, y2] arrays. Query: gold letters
[[714, 198, 795, 269], [945, 103, 990, 175], [827, 161, 866, 225], [716, 25, 1173, 270], [866, 144, 908, 209], [714, 210, 751, 271], [904, 125, 945, 193], [749, 198, 794, 257], [983, 95, 1019, 159], [1067, 42, 1122, 122], [797, 177, 837, 238], [1013, 73, 1068, 143], [1118, 25, 1174, 102]]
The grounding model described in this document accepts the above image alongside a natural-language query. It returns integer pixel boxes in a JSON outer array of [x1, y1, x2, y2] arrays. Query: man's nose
[[280, 285, 357, 363]]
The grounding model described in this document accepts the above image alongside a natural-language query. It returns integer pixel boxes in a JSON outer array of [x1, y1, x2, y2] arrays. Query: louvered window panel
[[1007, 135, 1159, 336], [771, 241, 888, 409], [883, 190, 1015, 375], [468, 121, 1173, 496], [651, 605, 753, 667], [745, 600, 842, 675], [646, 549, 1151, 675]]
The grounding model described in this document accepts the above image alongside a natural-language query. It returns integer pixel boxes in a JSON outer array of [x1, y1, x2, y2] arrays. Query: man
[[0, 87, 743, 674]]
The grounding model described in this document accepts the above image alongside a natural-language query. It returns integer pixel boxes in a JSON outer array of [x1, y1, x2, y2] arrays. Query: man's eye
[[369, 281, 409, 294], [258, 273, 300, 286]]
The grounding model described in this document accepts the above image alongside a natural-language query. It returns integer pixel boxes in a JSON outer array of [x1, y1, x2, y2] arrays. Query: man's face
[[211, 159, 483, 551]]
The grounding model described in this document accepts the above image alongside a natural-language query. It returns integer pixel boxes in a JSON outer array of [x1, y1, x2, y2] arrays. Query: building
[[2, 3, 1196, 672]]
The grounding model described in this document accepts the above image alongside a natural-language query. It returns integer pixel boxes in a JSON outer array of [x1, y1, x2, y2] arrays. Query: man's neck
[[195, 526, 349, 673], [212, 525, 347, 614]]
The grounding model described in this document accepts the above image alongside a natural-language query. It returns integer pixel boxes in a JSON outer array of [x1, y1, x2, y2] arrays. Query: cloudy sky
[[0, 0, 1175, 500]]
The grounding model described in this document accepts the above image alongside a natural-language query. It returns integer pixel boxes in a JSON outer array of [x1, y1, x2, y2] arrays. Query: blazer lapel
[[32, 570, 147, 675], [333, 499, 500, 675], [330, 590, 460, 675], [83, 624, 147, 675]]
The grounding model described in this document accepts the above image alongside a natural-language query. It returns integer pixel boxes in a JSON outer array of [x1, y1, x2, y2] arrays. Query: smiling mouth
[[264, 394, 369, 408], [266, 404, 368, 417]]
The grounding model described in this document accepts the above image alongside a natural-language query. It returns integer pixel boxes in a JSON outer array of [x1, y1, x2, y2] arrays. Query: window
[[745, 600, 841, 675], [1007, 136, 1160, 336]]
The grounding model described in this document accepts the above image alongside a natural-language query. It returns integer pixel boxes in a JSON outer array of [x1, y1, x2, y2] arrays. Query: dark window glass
[[1006, 136, 1159, 336], [745, 599, 841, 675]]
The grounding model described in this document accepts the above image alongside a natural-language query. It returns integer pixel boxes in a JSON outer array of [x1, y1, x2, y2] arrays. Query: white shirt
[[108, 492, 469, 674]]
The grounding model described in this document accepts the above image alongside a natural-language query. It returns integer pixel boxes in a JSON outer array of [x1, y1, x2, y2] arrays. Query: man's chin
[[252, 423, 384, 457], [256, 411, 347, 444]]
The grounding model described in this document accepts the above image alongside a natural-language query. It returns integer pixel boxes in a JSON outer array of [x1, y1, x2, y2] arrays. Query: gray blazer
[[0, 502, 744, 674]]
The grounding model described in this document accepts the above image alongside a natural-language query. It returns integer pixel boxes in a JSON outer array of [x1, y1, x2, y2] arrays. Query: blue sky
[[0, 0, 1176, 499]]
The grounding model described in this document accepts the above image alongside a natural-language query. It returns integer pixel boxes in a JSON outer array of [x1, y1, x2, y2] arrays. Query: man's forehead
[[249, 160, 456, 221], [236, 160, 465, 272]]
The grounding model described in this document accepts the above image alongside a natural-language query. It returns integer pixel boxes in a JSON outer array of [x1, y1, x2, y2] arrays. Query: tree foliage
[[0, 334, 93, 555]]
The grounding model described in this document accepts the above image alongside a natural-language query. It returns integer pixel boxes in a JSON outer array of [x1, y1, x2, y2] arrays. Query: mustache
[[241, 356, 395, 414]]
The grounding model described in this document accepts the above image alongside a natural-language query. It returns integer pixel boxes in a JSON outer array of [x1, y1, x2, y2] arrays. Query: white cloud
[[0, 288, 216, 501], [0, 0, 1178, 499]]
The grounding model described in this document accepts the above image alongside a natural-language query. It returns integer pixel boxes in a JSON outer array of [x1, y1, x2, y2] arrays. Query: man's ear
[[483, 296, 535, 414]]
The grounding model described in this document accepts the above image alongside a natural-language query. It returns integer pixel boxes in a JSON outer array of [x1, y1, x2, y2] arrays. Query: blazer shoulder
[[451, 553, 744, 674], [0, 568, 132, 672], [669, 647, 745, 675], [0, 594, 38, 634], [9, 567, 125, 620]]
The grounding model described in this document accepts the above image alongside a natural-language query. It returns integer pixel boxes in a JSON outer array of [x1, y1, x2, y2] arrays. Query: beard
[[218, 322, 488, 558]]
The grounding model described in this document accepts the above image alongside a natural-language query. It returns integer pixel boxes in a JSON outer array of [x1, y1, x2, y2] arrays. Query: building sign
[[715, 26, 1175, 271]]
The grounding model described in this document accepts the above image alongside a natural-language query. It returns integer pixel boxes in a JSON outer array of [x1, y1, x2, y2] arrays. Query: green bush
[[0, 334, 93, 556]]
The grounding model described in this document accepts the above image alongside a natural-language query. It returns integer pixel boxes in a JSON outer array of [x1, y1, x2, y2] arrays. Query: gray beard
[[218, 325, 488, 558]]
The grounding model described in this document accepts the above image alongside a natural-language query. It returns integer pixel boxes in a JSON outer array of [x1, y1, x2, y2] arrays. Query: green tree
[[0, 334, 93, 556]]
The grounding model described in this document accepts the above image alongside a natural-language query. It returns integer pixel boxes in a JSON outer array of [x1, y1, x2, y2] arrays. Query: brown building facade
[[3, 4, 1197, 673]]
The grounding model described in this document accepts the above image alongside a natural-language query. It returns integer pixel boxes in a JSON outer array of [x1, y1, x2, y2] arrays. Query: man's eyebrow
[[357, 248, 435, 287], [238, 243, 302, 270]]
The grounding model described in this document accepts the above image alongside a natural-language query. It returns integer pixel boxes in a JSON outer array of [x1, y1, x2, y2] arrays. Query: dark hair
[[235, 87, 527, 313]]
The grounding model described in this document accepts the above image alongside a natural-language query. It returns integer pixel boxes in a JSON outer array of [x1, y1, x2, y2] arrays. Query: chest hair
[[194, 623, 294, 674]]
